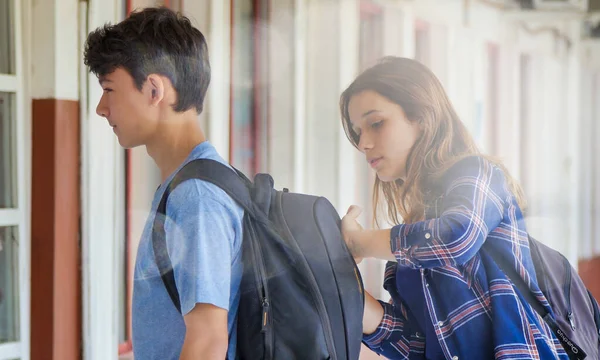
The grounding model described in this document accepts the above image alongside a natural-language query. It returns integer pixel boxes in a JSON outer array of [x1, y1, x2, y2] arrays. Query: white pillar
[[565, 22, 582, 267], [336, 0, 359, 214], [268, 0, 296, 187], [81, 1, 124, 359], [15, 0, 30, 358], [304, 0, 341, 204], [31, 0, 78, 100], [293, 0, 307, 193]]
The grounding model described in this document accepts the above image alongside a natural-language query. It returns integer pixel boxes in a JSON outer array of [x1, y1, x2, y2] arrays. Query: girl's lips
[[369, 157, 382, 168]]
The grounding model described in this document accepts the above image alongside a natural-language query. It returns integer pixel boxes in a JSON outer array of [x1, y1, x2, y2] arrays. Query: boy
[[84, 7, 243, 359]]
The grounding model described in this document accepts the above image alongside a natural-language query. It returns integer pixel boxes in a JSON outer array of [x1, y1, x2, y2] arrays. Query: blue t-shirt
[[132, 141, 244, 360]]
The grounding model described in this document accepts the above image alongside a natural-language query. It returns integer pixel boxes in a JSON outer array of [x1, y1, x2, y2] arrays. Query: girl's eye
[[371, 120, 383, 129]]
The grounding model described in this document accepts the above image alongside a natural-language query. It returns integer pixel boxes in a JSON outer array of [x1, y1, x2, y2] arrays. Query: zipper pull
[[567, 312, 576, 330], [261, 298, 270, 333]]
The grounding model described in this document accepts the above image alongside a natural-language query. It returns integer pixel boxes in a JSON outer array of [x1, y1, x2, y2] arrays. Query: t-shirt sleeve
[[161, 180, 240, 315]]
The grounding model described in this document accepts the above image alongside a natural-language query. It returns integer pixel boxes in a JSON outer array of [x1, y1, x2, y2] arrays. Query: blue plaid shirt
[[364, 156, 568, 359]]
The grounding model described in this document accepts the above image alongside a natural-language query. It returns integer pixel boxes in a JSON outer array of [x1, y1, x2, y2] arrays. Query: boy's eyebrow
[[98, 77, 112, 85]]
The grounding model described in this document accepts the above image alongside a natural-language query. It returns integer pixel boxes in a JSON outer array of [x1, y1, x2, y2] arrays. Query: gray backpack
[[152, 159, 365, 359], [492, 235, 600, 360]]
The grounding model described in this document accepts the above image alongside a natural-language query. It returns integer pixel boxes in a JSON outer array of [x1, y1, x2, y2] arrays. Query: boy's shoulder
[[167, 177, 239, 213], [164, 141, 244, 219]]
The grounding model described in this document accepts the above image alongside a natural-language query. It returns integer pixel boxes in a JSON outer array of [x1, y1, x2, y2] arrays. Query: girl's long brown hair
[[340, 57, 526, 226]]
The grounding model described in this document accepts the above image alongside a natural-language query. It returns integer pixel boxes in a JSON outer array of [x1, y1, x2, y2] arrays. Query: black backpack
[[152, 159, 365, 359], [490, 235, 600, 360]]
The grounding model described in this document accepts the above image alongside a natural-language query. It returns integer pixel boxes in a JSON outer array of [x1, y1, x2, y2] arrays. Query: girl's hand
[[341, 205, 365, 263]]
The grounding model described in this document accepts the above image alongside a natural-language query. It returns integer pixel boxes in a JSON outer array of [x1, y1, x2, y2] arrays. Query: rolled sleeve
[[363, 300, 413, 357]]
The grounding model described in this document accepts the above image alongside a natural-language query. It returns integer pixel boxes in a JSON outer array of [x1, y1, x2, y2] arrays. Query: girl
[[340, 57, 567, 359]]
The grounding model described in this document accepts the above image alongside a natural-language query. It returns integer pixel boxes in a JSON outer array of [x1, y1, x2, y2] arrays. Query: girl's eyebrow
[[361, 109, 382, 118]]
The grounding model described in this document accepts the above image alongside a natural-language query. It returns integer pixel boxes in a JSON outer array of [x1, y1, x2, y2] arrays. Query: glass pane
[[0, 0, 15, 74], [0, 226, 19, 343], [0, 92, 16, 208]]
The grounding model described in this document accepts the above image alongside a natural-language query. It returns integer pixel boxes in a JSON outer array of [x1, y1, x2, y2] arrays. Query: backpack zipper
[[246, 215, 274, 359], [562, 256, 575, 330], [354, 266, 364, 299], [277, 192, 338, 360]]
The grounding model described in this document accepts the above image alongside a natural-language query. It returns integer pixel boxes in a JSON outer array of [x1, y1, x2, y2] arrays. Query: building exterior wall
[[6, 0, 600, 359]]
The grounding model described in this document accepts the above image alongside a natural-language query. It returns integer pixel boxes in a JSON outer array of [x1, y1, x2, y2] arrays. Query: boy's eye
[[103, 88, 113, 93]]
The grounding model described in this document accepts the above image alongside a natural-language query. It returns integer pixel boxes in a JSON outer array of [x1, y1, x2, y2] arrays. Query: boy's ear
[[146, 74, 165, 106]]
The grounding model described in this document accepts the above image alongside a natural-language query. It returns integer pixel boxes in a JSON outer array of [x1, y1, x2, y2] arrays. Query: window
[[0, 227, 19, 344], [0, 0, 27, 359], [0, 92, 16, 208], [230, 0, 270, 177], [0, 0, 14, 75]]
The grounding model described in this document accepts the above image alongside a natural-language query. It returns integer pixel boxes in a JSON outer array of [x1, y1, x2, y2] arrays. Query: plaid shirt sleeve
[[391, 156, 507, 269], [363, 298, 415, 358]]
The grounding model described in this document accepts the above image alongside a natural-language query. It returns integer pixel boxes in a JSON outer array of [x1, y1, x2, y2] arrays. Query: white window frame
[[0, 0, 29, 359]]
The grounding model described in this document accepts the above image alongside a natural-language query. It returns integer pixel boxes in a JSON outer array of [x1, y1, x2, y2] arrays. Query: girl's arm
[[348, 156, 508, 269], [362, 290, 419, 359], [363, 291, 385, 334]]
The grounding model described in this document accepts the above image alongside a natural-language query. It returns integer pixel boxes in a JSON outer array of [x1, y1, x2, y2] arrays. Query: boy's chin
[[117, 137, 141, 149]]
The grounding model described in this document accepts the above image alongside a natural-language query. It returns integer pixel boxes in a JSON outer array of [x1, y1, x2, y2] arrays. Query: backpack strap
[[490, 236, 588, 360], [487, 236, 548, 318], [588, 289, 600, 339], [252, 173, 275, 216], [152, 159, 255, 313]]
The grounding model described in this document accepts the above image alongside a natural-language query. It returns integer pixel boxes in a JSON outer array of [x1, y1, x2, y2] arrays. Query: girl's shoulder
[[439, 155, 503, 183], [426, 155, 504, 198]]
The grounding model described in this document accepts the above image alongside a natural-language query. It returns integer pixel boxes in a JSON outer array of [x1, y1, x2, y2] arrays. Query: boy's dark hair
[[84, 7, 210, 113]]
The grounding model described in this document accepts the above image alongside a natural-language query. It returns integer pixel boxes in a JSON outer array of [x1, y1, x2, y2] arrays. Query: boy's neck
[[145, 112, 206, 183]]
